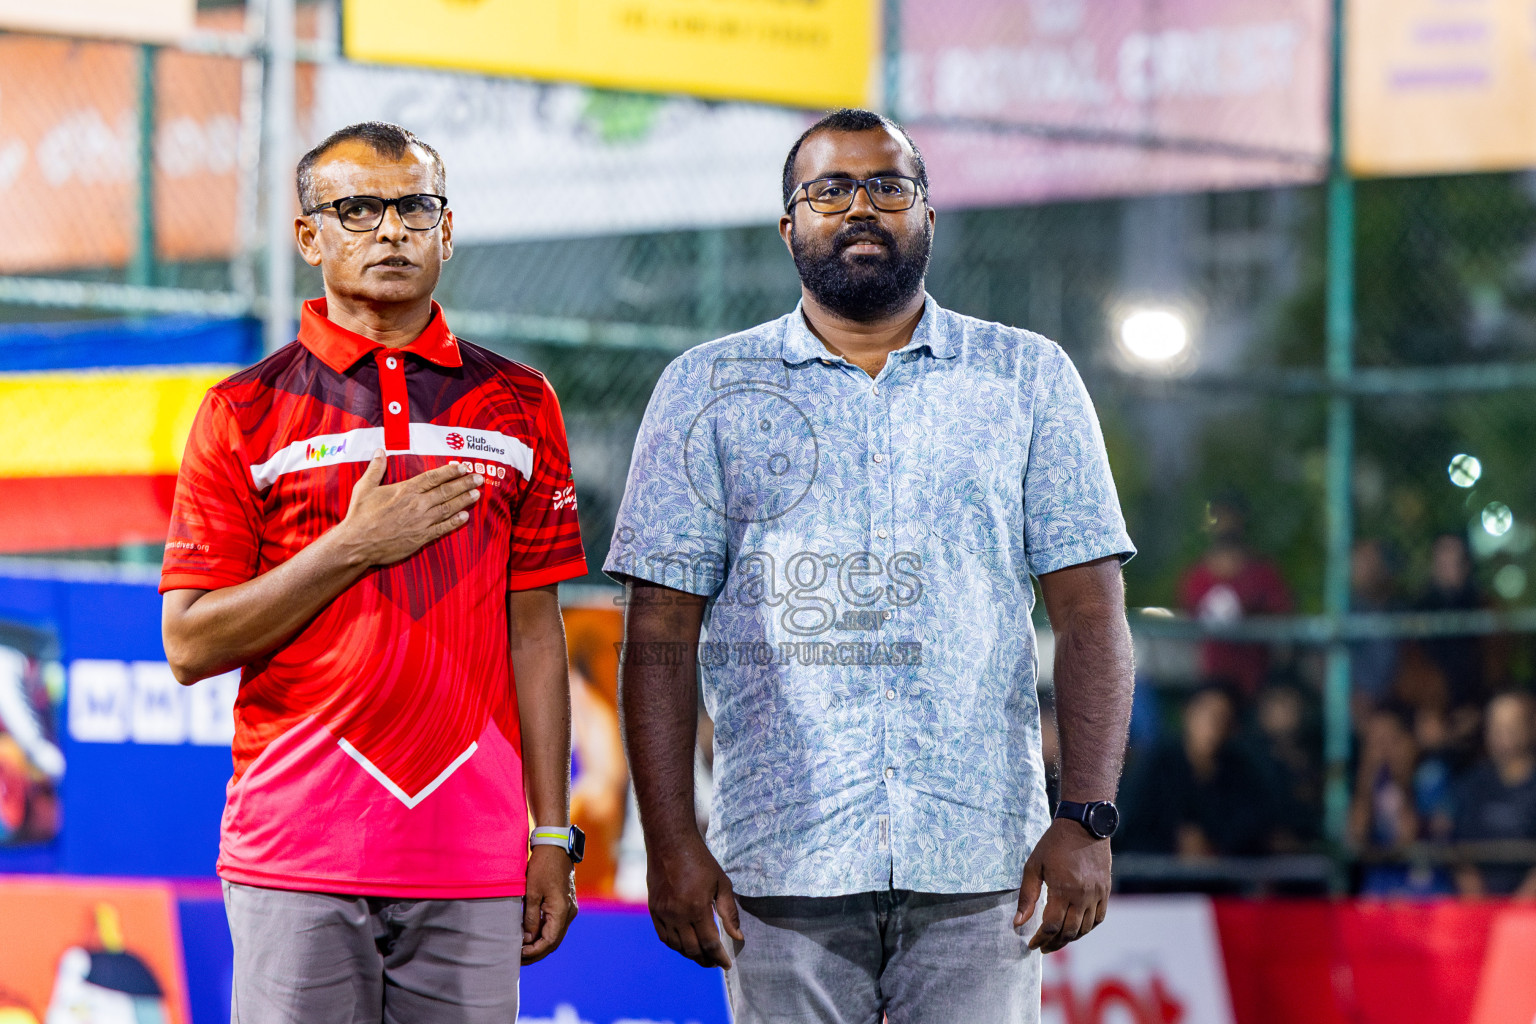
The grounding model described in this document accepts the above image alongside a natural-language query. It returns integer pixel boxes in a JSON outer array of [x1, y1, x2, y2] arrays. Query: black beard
[[791, 219, 931, 322]]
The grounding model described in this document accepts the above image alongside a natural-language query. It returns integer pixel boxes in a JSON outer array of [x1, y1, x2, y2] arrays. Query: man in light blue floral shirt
[[607, 109, 1136, 1022]]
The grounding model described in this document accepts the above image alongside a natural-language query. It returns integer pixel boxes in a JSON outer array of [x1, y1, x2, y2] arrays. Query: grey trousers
[[725, 889, 1040, 1024], [223, 881, 522, 1024]]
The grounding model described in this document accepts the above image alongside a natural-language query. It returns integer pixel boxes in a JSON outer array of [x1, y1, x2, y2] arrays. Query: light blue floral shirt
[[605, 296, 1134, 897]]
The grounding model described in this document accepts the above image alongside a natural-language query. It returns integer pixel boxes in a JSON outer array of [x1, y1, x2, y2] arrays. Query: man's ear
[[440, 208, 454, 262], [294, 216, 323, 268], [778, 213, 794, 255]]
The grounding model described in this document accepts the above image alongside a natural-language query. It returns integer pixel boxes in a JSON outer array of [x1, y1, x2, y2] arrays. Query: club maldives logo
[[306, 440, 346, 462], [445, 432, 465, 450], [464, 434, 505, 456]]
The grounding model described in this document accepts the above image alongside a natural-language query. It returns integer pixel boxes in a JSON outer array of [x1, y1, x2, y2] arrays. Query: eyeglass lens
[[804, 177, 919, 213], [334, 195, 444, 231]]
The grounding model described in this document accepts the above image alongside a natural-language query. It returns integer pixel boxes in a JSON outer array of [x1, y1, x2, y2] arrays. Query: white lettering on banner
[[1119, 22, 1299, 102], [68, 659, 237, 747], [129, 661, 186, 744], [1041, 895, 1234, 1024], [68, 659, 130, 743], [188, 669, 238, 746]]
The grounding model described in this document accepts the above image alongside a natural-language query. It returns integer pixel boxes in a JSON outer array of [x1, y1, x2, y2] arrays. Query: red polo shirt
[[161, 299, 587, 897]]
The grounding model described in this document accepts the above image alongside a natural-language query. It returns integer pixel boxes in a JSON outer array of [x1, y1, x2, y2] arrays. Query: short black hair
[[781, 108, 927, 211], [296, 121, 446, 213]]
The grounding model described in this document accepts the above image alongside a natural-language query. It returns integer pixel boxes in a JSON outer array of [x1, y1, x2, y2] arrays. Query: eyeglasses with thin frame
[[787, 176, 925, 215], [304, 194, 447, 232]]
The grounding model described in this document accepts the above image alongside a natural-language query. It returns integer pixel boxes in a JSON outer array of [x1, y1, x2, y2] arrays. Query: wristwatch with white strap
[[530, 824, 586, 863]]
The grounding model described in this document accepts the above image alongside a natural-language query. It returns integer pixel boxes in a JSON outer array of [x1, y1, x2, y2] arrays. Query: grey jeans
[[223, 881, 522, 1024], [725, 889, 1041, 1024]]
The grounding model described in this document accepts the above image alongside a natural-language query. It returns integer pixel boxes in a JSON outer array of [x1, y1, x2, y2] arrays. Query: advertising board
[[0, 877, 191, 1024], [343, 0, 877, 110], [1347, 0, 1536, 176], [899, 0, 1331, 206]]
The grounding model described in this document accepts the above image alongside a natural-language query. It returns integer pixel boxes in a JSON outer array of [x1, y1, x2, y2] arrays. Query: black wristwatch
[[530, 824, 586, 864], [1054, 800, 1120, 840]]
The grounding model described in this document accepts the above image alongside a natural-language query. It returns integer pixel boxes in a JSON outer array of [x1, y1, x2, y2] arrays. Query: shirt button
[[872, 386, 881, 395], [385, 356, 398, 370], [885, 689, 896, 700], [387, 401, 402, 415], [873, 453, 884, 463], [882, 610, 892, 620], [876, 529, 888, 539], [884, 767, 895, 779]]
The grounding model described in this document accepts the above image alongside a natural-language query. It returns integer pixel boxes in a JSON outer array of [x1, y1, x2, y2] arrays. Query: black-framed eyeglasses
[[304, 194, 447, 232], [787, 176, 925, 215]]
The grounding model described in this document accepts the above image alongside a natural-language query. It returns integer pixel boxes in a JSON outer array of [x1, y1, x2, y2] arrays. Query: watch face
[[1087, 802, 1120, 838], [569, 825, 587, 864]]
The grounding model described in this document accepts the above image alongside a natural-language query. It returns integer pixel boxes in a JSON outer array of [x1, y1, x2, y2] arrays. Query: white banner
[[0, 0, 194, 43], [1041, 894, 1236, 1024], [315, 65, 812, 243]]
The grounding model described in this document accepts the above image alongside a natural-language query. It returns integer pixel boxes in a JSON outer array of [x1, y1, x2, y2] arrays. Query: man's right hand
[[646, 837, 744, 969], [337, 450, 481, 566]]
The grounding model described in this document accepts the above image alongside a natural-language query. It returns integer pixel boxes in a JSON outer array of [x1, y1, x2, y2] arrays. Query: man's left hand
[[1016, 818, 1111, 953], [522, 845, 579, 964]]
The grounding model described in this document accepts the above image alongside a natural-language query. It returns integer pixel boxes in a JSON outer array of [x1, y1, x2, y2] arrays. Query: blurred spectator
[[1348, 703, 1418, 878], [1120, 685, 1274, 857], [1414, 705, 1457, 842], [1452, 691, 1536, 898], [1250, 684, 1322, 848], [1416, 534, 1487, 711], [1179, 495, 1293, 699], [1350, 538, 1402, 710]]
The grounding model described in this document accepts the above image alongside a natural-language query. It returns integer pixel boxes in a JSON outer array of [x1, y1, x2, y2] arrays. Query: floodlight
[[1118, 308, 1190, 366]]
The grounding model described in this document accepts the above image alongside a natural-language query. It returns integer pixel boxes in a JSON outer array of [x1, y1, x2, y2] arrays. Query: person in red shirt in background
[[1178, 494, 1293, 699], [160, 122, 588, 1023]]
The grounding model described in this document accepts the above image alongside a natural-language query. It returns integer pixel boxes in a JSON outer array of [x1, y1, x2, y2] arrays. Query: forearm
[[1047, 577, 1134, 802], [162, 525, 373, 683], [511, 586, 573, 827], [618, 582, 706, 849]]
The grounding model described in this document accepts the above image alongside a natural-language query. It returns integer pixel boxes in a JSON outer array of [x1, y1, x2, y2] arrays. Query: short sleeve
[[506, 377, 589, 590], [1023, 344, 1136, 577], [160, 389, 263, 592], [603, 356, 729, 596]]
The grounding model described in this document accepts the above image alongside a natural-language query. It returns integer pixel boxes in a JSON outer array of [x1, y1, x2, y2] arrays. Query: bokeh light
[[1482, 501, 1514, 537], [1493, 564, 1528, 600], [1447, 453, 1482, 488]]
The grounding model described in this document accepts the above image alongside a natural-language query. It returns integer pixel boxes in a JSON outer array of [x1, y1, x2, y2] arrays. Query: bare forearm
[[1053, 606, 1133, 801], [511, 586, 572, 827], [1040, 561, 1134, 803], [618, 582, 706, 849], [162, 526, 372, 683]]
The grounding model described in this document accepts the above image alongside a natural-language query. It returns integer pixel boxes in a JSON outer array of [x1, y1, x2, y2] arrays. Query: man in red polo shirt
[[160, 121, 588, 1023]]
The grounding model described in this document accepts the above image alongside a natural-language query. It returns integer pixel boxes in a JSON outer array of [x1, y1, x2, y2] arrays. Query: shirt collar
[[781, 293, 955, 365], [297, 297, 463, 374]]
